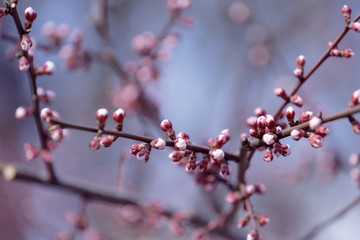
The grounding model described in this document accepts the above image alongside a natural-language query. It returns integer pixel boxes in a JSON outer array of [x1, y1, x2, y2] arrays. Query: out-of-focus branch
[[300, 195, 360, 240]]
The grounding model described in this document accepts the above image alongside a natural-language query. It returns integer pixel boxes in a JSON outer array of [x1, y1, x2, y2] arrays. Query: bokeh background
[[1, 0, 360, 239]]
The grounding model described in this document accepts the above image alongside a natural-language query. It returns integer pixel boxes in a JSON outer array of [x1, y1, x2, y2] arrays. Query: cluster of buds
[[130, 143, 151, 163], [287, 108, 330, 148], [293, 55, 305, 79], [40, 107, 64, 142], [37, 87, 56, 104], [328, 42, 355, 58], [24, 7, 37, 32], [247, 108, 290, 162], [349, 153, 360, 187], [36, 60, 56, 75], [42, 21, 70, 46]]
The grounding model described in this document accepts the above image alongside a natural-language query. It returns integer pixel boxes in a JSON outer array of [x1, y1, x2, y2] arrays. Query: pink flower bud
[[177, 132, 190, 142], [272, 143, 282, 158], [290, 129, 303, 140], [160, 119, 173, 131], [310, 134, 323, 148], [225, 191, 242, 204], [100, 136, 113, 148], [24, 7, 37, 22], [293, 68, 303, 78], [185, 160, 197, 172], [349, 153, 360, 166], [341, 5, 352, 21], [257, 115, 266, 133], [40, 107, 53, 120], [38, 88, 56, 104], [150, 138, 166, 150], [130, 143, 146, 155], [196, 157, 209, 172], [96, 108, 108, 128], [299, 111, 313, 122], [350, 22, 360, 32], [219, 163, 230, 180], [351, 89, 360, 106], [24, 143, 40, 161], [0, 8, 8, 18], [314, 126, 330, 137], [341, 48, 355, 58], [89, 136, 100, 151], [309, 116, 322, 130], [281, 144, 291, 157], [254, 107, 266, 116], [263, 148, 273, 162], [136, 149, 150, 163], [249, 128, 259, 138], [285, 106, 295, 124], [174, 137, 187, 150], [245, 184, 256, 196], [214, 132, 228, 148], [37, 60, 56, 75], [274, 88, 288, 100], [220, 129, 231, 141], [209, 148, 225, 162], [18, 56, 30, 72], [330, 48, 340, 57], [255, 182, 267, 194], [15, 106, 30, 120], [246, 230, 259, 240], [167, 0, 191, 13], [265, 114, 275, 132], [21, 35, 32, 51], [262, 132, 277, 145], [246, 116, 257, 128], [50, 128, 63, 142], [169, 151, 185, 162], [237, 216, 250, 228], [295, 55, 306, 68], [113, 108, 126, 122], [257, 215, 270, 226], [353, 121, 360, 135], [290, 95, 303, 107]]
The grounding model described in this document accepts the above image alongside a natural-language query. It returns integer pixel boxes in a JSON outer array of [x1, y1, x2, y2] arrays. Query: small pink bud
[[38, 60, 56, 75], [262, 132, 277, 145], [349, 22, 360, 32], [174, 137, 187, 150], [281, 144, 291, 157], [89, 136, 100, 151], [50, 128, 63, 142], [341, 48, 355, 58], [130, 143, 146, 155], [112, 108, 126, 122], [351, 89, 360, 106], [293, 68, 303, 78], [246, 230, 259, 240], [290, 129, 304, 140], [24, 143, 40, 161], [299, 111, 313, 122], [150, 138, 166, 150], [219, 163, 230, 180], [169, 151, 185, 162], [285, 106, 295, 124], [246, 116, 257, 128], [353, 121, 360, 135], [310, 134, 323, 148], [257, 115, 266, 133], [290, 95, 303, 107], [257, 215, 270, 226], [245, 184, 256, 196], [21, 35, 32, 51], [209, 148, 225, 162], [177, 132, 190, 142], [136, 149, 150, 163], [15, 106, 30, 120], [249, 128, 259, 138], [254, 107, 266, 116], [272, 143, 282, 158], [314, 126, 330, 137], [237, 216, 250, 228], [330, 48, 340, 57], [160, 119, 173, 131], [220, 129, 231, 141], [255, 182, 267, 194], [309, 116, 322, 130], [24, 7, 37, 22], [196, 156, 209, 172], [18, 56, 30, 72], [295, 55, 305, 68], [263, 148, 273, 162], [185, 160, 197, 172], [341, 5, 352, 21], [96, 108, 108, 128], [265, 114, 275, 132], [100, 136, 113, 148], [225, 191, 242, 204], [274, 88, 288, 100], [40, 107, 53, 120], [349, 153, 360, 166]]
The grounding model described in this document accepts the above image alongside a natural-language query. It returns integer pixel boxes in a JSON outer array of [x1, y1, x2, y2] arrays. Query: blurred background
[[0, 0, 360, 239]]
